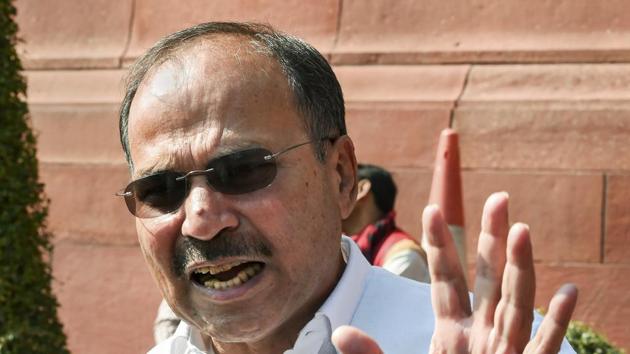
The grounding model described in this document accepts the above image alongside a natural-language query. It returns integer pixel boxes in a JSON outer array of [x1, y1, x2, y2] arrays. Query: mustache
[[172, 228, 272, 277]]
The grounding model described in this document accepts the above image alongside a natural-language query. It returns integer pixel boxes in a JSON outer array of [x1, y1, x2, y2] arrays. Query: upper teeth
[[194, 261, 245, 275], [197, 263, 262, 290]]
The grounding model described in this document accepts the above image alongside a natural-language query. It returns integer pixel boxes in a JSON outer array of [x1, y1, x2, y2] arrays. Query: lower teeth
[[204, 263, 262, 290]]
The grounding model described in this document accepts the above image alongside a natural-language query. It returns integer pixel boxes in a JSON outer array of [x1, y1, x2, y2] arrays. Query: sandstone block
[[347, 105, 449, 168], [31, 104, 126, 164], [15, 0, 133, 68], [333, 0, 630, 64], [52, 242, 161, 354], [339, 65, 467, 168], [462, 171, 602, 263], [461, 64, 630, 103], [456, 64, 630, 171], [41, 163, 136, 245], [25, 70, 126, 104], [124, 0, 339, 63], [455, 107, 630, 171], [335, 65, 469, 103], [605, 175, 630, 263]]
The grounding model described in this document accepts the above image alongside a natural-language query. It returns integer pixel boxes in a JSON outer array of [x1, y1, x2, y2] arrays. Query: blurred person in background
[[343, 163, 429, 283]]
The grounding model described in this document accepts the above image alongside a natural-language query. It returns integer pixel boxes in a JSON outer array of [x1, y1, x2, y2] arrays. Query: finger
[[473, 192, 510, 327], [424, 204, 471, 319], [493, 223, 536, 352], [331, 325, 383, 354], [525, 284, 578, 354]]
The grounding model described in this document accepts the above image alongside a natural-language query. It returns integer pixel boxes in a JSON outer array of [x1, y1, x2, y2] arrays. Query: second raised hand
[[332, 192, 578, 354], [425, 192, 577, 353]]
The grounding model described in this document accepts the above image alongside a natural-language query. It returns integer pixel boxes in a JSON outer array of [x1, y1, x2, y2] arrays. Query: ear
[[356, 179, 372, 202], [329, 135, 358, 219]]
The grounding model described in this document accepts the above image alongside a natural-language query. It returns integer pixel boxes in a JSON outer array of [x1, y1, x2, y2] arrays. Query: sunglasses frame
[[116, 137, 338, 218]]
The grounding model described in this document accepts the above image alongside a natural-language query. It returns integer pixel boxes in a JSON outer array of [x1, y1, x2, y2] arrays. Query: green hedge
[[0, 1, 70, 353], [567, 321, 625, 354]]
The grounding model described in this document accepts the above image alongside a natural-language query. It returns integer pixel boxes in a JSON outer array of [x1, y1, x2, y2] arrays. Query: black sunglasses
[[117, 138, 337, 218]]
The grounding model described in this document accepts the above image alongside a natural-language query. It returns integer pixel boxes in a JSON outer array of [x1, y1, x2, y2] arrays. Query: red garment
[[350, 212, 418, 267]]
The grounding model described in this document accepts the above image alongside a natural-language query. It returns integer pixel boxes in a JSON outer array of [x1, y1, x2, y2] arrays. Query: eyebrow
[[135, 163, 173, 179], [134, 141, 264, 179]]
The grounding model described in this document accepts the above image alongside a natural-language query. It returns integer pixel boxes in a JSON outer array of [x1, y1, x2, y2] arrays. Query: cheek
[[135, 214, 184, 282], [244, 166, 340, 258]]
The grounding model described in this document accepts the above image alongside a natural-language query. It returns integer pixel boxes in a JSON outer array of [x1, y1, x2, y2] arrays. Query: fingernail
[[426, 203, 440, 212], [513, 222, 529, 232], [559, 283, 578, 294]]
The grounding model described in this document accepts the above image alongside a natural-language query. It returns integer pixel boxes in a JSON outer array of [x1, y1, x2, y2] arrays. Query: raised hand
[[332, 192, 578, 354]]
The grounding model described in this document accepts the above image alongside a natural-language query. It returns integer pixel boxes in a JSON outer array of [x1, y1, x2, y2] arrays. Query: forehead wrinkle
[[133, 125, 221, 178], [134, 137, 189, 177]]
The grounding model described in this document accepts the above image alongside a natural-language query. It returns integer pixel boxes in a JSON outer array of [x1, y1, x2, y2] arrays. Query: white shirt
[[148, 236, 575, 354]]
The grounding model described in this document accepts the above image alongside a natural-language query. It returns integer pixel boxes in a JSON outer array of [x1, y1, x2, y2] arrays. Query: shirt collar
[[316, 235, 372, 331], [170, 322, 208, 353]]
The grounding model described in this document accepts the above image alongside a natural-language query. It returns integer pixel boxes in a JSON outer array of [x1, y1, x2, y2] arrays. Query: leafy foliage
[[567, 321, 625, 354], [0, 1, 70, 352]]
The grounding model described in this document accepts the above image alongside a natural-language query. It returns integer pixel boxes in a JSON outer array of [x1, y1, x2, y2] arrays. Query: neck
[[343, 203, 383, 236], [207, 249, 346, 354]]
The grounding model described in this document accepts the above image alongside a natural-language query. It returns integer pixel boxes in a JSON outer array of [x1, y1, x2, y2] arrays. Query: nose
[[180, 176, 239, 240]]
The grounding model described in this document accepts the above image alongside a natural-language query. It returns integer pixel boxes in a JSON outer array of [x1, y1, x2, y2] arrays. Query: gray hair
[[119, 22, 346, 169]]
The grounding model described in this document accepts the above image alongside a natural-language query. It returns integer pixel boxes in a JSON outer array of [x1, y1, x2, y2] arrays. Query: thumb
[[331, 325, 383, 354]]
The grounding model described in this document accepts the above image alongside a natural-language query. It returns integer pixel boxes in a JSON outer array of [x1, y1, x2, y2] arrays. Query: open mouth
[[191, 261, 264, 290]]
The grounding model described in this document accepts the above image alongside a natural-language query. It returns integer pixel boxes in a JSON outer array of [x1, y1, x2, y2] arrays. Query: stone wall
[[15, 0, 630, 352]]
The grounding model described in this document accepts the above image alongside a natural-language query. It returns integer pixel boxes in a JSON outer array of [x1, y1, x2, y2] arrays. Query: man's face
[[126, 37, 355, 344]]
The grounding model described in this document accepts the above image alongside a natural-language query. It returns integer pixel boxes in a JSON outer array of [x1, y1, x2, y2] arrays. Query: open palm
[[332, 192, 578, 354]]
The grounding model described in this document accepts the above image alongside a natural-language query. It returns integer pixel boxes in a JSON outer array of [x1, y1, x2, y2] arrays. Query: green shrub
[[567, 321, 625, 354], [0, 1, 70, 353]]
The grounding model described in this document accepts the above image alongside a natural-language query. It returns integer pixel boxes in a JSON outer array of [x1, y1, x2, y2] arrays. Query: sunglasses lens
[[120, 148, 279, 217], [125, 171, 186, 218], [209, 148, 277, 194]]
